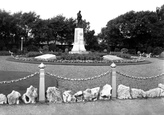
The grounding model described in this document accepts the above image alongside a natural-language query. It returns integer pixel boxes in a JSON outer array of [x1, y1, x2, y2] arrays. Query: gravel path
[[1, 99, 164, 115]]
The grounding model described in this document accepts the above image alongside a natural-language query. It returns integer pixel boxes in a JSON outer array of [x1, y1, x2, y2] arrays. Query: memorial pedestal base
[[69, 28, 88, 54]]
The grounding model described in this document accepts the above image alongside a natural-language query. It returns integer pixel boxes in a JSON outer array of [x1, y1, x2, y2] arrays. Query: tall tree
[[99, 9, 163, 51], [85, 30, 99, 50], [16, 11, 40, 45], [0, 10, 17, 48]]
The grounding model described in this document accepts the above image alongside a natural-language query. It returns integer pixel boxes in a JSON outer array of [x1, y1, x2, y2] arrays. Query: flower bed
[[6, 51, 150, 66], [12, 55, 147, 66]]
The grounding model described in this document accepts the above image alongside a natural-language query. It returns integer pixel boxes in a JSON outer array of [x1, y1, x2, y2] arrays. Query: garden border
[[6, 56, 151, 66]]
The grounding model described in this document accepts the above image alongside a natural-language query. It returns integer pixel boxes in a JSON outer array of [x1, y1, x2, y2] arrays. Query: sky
[[0, 0, 164, 34]]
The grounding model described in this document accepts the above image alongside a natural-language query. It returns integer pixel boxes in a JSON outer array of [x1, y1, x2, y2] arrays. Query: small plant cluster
[[58, 53, 103, 61], [52, 59, 145, 64]]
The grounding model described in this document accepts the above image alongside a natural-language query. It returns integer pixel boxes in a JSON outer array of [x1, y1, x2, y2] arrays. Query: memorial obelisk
[[69, 11, 88, 54]]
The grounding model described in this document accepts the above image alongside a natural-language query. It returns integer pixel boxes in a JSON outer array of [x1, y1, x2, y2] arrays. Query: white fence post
[[38, 63, 46, 102], [111, 62, 117, 98]]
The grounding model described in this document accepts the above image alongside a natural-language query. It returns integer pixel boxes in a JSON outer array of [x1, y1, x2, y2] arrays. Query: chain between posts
[[46, 71, 111, 81], [116, 71, 164, 80], [0, 72, 39, 84]]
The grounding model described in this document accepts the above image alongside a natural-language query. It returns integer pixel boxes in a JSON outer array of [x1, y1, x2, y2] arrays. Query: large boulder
[[90, 87, 100, 101], [35, 54, 56, 61], [46, 87, 62, 103], [63, 90, 76, 103], [7, 90, 21, 105], [0, 94, 7, 104], [117, 84, 131, 99], [158, 83, 164, 90], [22, 85, 38, 104], [99, 84, 112, 100], [131, 88, 146, 99], [73, 91, 84, 102], [83, 88, 92, 101], [158, 83, 164, 96], [146, 88, 164, 98], [81, 87, 100, 102]]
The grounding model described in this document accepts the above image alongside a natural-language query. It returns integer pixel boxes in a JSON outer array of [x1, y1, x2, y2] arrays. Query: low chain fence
[[46, 71, 111, 81], [116, 71, 164, 80], [46, 71, 112, 92], [116, 70, 164, 91], [0, 72, 39, 84], [1, 62, 164, 104]]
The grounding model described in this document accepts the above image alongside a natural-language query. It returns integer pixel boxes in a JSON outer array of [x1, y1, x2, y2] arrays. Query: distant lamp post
[[21, 37, 24, 52]]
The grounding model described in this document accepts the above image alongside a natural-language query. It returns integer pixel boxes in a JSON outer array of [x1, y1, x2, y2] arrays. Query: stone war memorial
[[69, 11, 89, 54]]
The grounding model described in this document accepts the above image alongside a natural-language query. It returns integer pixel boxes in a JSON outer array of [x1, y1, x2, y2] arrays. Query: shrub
[[27, 45, 38, 52], [43, 45, 49, 52], [103, 49, 107, 53], [26, 51, 41, 57], [49, 44, 56, 52], [0, 51, 10, 56], [11, 45, 18, 53], [147, 46, 153, 53], [121, 48, 128, 53], [128, 49, 136, 55], [39, 47, 43, 52], [107, 47, 111, 52], [159, 51, 164, 58], [2, 47, 7, 51], [153, 47, 163, 55], [117, 53, 131, 59], [65, 48, 69, 53], [114, 48, 120, 52]]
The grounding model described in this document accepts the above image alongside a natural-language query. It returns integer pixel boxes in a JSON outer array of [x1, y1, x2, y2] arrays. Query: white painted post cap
[[38, 63, 46, 69], [110, 62, 116, 68]]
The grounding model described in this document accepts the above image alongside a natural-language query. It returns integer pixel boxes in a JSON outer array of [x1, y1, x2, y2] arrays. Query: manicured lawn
[[0, 70, 110, 96], [0, 71, 58, 96], [0, 56, 164, 96]]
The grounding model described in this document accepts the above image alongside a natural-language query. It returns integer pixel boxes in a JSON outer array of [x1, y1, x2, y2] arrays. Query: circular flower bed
[[11, 53, 148, 66]]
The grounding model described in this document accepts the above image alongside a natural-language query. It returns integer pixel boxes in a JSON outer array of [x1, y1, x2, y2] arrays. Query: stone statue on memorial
[[77, 11, 82, 28], [69, 10, 88, 54]]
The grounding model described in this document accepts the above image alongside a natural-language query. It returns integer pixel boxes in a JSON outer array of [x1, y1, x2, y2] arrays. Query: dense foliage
[[0, 10, 97, 52], [0, 4, 164, 55], [98, 4, 164, 54]]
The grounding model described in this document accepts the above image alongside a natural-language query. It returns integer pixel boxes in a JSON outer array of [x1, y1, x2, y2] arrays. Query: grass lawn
[[0, 56, 164, 98], [0, 70, 110, 96], [0, 70, 60, 96]]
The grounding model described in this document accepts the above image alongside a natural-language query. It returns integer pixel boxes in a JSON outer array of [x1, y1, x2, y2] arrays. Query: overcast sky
[[0, 0, 164, 34]]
